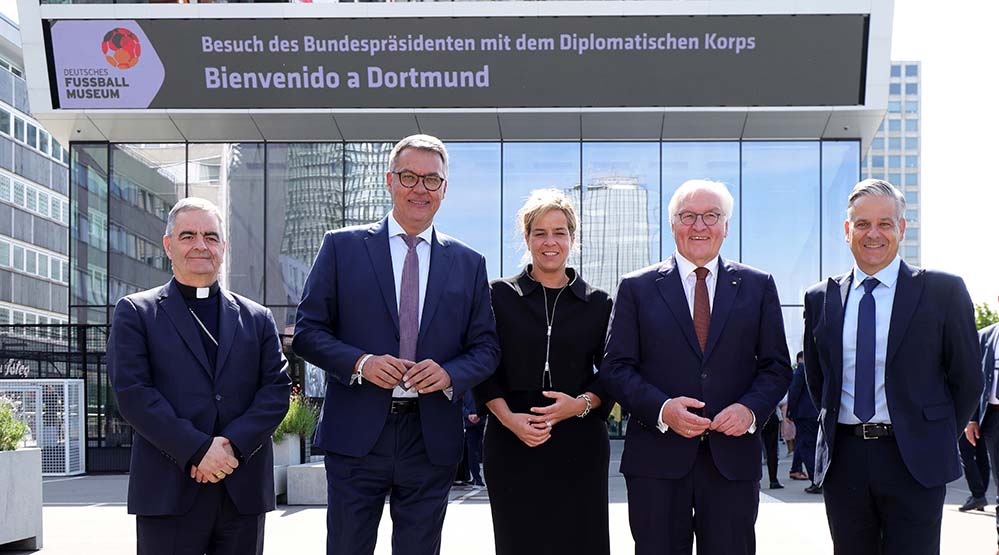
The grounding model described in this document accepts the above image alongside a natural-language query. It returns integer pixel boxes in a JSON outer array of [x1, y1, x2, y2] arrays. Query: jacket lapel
[[214, 290, 239, 377], [703, 258, 740, 361], [157, 280, 213, 377], [364, 217, 400, 333], [418, 229, 454, 348], [655, 256, 702, 358], [886, 260, 923, 367], [824, 273, 850, 394]]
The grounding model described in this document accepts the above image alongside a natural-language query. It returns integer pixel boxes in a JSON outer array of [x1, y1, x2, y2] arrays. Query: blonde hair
[[517, 188, 578, 239], [516, 189, 579, 267]]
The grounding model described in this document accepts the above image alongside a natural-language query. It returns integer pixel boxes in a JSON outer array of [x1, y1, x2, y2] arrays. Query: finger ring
[[546, 420, 552, 428], [215, 471, 225, 479]]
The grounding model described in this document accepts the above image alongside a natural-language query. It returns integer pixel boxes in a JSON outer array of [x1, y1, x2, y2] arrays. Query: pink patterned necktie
[[693, 267, 711, 352], [398, 235, 421, 361]]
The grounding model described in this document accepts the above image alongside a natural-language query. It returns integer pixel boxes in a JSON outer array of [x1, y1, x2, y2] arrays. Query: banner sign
[[46, 15, 868, 110]]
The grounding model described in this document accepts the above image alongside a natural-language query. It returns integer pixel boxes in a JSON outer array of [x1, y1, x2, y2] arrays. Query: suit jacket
[[600, 256, 792, 481], [107, 280, 292, 516], [787, 363, 819, 420], [292, 217, 500, 466], [802, 261, 983, 488], [974, 323, 999, 424]]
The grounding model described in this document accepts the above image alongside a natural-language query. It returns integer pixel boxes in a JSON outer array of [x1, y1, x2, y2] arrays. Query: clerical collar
[[174, 279, 220, 300]]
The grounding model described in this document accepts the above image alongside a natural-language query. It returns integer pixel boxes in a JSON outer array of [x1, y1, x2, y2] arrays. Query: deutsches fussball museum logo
[[101, 27, 141, 69]]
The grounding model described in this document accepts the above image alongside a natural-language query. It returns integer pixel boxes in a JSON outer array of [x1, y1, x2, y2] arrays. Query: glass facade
[[71, 140, 859, 355]]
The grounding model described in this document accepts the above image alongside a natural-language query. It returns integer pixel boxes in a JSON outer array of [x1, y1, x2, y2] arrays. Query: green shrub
[[273, 390, 317, 443], [0, 397, 29, 451]]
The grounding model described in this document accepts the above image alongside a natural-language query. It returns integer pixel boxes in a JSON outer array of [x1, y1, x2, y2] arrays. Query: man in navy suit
[[293, 134, 500, 555], [786, 351, 821, 493], [964, 308, 999, 548], [601, 179, 792, 555], [803, 179, 981, 555], [108, 198, 292, 555]]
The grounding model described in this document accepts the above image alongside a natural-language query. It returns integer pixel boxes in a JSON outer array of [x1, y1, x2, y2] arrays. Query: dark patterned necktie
[[399, 235, 421, 361], [693, 267, 711, 352], [854, 277, 880, 423]]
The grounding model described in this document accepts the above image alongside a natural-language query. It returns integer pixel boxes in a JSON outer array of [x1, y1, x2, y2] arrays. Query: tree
[[975, 302, 999, 330]]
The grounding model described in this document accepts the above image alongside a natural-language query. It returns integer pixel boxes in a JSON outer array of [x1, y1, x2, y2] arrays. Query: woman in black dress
[[476, 188, 613, 555]]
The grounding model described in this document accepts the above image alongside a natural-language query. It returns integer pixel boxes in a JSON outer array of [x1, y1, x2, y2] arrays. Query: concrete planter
[[0, 447, 43, 549], [272, 435, 301, 498], [272, 435, 301, 467]]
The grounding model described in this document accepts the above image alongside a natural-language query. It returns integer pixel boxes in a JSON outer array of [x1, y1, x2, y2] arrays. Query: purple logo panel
[[51, 20, 165, 109]]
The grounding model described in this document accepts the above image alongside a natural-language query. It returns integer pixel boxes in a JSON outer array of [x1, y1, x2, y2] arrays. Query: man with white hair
[[803, 179, 981, 555], [602, 179, 792, 555]]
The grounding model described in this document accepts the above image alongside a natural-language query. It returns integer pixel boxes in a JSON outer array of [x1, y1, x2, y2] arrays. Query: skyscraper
[[862, 61, 921, 266]]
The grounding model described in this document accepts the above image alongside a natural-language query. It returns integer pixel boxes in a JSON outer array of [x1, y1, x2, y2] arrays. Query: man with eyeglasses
[[293, 134, 500, 555], [602, 179, 792, 555]]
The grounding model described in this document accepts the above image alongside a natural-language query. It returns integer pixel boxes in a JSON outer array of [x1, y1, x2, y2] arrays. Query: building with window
[[17, 0, 893, 469], [0, 14, 71, 331], [862, 60, 921, 265]]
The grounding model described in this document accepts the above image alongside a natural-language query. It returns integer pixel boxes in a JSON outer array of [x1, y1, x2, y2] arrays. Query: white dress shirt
[[387, 213, 433, 399], [838, 256, 901, 425]]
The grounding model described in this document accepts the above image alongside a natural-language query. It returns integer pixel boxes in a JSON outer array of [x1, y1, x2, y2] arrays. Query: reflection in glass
[[782, 306, 805, 360], [438, 143, 501, 279], [70, 144, 109, 324], [265, 143, 345, 314], [344, 142, 393, 227], [182, 144, 266, 302], [661, 142, 740, 262], [582, 143, 659, 295], [502, 143, 580, 277], [821, 142, 860, 276], [742, 142, 820, 306], [109, 145, 184, 306]]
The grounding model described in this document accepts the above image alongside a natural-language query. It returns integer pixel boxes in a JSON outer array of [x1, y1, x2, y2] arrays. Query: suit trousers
[[626, 440, 760, 555], [959, 432, 990, 498], [136, 482, 265, 555], [465, 423, 484, 483], [979, 405, 999, 545], [793, 419, 819, 481], [823, 429, 946, 555], [324, 412, 455, 555], [761, 416, 780, 483]]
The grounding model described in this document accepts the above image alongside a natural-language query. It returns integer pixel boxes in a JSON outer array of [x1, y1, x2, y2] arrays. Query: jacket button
[[700, 373, 708, 379], [215, 394, 222, 401]]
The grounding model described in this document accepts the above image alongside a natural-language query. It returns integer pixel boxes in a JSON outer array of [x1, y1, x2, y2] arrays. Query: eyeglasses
[[676, 211, 723, 226], [392, 171, 446, 192]]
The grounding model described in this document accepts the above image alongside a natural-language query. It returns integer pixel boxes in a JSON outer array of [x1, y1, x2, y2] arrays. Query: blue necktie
[[854, 277, 880, 423]]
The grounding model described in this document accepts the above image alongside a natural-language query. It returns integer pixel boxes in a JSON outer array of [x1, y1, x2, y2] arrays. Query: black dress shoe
[[769, 481, 784, 489], [958, 495, 987, 512], [804, 484, 823, 494]]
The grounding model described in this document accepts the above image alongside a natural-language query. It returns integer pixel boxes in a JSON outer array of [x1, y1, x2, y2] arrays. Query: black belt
[[838, 422, 894, 439], [389, 398, 419, 415]]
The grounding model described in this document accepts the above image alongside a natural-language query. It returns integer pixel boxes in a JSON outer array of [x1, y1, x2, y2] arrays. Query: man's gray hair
[[847, 179, 906, 222], [388, 134, 449, 179], [668, 179, 736, 222], [165, 197, 225, 241]]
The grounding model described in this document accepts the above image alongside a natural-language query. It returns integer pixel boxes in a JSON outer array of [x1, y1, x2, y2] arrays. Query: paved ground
[[5, 441, 997, 554]]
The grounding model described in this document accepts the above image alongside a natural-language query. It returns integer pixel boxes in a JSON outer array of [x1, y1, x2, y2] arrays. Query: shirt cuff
[[748, 411, 757, 434], [656, 398, 671, 433], [443, 386, 453, 401], [352, 354, 374, 386]]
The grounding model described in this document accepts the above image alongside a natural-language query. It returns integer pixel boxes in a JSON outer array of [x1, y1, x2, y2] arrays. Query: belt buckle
[[860, 423, 879, 440]]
